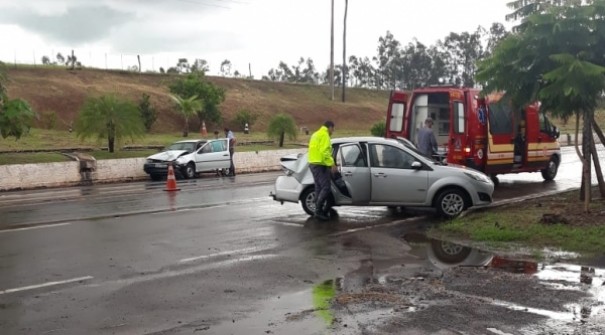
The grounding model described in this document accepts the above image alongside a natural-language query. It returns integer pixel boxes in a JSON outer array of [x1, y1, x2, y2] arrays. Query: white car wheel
[[436, 189, 466, 219], [183, 163, 196, 179]]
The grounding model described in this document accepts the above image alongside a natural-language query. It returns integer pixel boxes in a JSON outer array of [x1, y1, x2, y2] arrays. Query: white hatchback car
[[271, 137, 494, 218], [143, 139, 231, 180]]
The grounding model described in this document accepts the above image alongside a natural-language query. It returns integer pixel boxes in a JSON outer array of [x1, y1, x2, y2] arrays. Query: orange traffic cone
[[164, 163, 180, 191], [201, 121, 208, 136]]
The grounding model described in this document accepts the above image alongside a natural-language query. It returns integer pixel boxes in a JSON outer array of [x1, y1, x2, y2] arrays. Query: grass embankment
[[0, 128, 371, 165], [432, 187, 605, 255]]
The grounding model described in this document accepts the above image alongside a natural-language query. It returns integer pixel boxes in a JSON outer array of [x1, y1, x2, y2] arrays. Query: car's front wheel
[[183, 163, 196, 179], [150, 174, 163, 181], [435, 188, 468, 219]]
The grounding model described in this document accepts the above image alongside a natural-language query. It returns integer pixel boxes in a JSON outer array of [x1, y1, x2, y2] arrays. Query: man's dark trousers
[[309, 164, 331, 214]]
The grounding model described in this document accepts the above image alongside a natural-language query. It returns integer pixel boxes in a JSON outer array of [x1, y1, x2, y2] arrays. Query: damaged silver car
[[271, 137, 494, 219]]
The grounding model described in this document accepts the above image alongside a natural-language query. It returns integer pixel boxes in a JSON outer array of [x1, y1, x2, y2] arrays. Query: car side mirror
[[411, 161, 423, 169]]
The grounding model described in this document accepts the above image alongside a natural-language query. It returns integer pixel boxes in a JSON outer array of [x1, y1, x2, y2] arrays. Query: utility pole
[[330, 0, 335, 101], [342, 0, 348, 102]]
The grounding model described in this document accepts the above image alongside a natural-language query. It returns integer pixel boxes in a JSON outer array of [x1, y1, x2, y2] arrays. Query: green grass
[[433, 191, 605, 254]]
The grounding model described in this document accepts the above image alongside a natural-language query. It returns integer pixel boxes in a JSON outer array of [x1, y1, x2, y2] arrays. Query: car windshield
[[166, 141, 203, 152]]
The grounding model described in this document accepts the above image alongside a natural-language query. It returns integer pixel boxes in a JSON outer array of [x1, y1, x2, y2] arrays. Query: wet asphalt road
[[0, 146, 604, 334]]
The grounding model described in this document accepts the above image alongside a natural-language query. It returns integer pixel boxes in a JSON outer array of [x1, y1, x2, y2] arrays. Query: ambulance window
[[488, 100, 513, 134], [389, 103, 405, 132], [539, 113, 552, 133], [454, 102, 465, 134]]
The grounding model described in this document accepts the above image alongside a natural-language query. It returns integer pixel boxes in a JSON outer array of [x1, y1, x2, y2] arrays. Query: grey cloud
[[110, 25, 244, 55], [0, 5, 134, 45]]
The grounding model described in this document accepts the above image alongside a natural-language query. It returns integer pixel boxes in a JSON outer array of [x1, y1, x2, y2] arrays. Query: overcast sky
[[0, 0, 514, 78]]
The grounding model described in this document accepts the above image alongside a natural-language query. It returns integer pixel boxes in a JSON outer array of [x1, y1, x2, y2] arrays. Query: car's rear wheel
[[301, 187, 316, 216], [183, 163, 196, 179], [541, 156, 559, 181], [435, 188, 467, 219], [150, 174, 162, 181]]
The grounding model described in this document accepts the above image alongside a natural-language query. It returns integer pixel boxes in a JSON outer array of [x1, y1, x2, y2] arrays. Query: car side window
[[370, 144, 415, 169], [211, 140, 225, 152], [339, 144, 366, 167], [199, 143, 212, 154]]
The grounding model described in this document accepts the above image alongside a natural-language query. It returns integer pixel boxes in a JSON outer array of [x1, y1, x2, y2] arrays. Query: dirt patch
[[522, 190, 605, 227]]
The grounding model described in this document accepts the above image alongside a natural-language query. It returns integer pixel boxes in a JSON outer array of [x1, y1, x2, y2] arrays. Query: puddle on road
[[311, 229, 605, 333]]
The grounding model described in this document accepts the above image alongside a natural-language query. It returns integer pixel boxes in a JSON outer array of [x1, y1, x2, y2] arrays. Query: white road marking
[[487, 328, 514, 335], [0, 222, 72, 234], [0, 276, 93, 295], [179, 246, 266, 263]]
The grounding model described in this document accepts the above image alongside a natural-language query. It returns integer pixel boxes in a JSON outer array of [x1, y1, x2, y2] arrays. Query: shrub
[[370, 120, 386, 137]]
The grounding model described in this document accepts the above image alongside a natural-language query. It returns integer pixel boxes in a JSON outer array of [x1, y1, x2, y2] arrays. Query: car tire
[[301, 187, 316, 216], [541, 156, 559, 181], [150, 174, 163, 181], [435, 188, 467, 219], [429, 239, 472, 264], [183, 163, 196, 179]]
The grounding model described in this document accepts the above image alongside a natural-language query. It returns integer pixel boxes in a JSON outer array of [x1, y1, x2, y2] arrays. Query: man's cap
[[324, 120, 335, 128]]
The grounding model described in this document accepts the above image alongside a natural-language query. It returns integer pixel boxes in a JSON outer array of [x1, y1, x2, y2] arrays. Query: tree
[[42, 56, 52, 65], [66, 50, 78, 70], [233, 109, 258, 131], [505, 0, 591, 30], [170, 94, 202, 137], [138, 93, 157, 132], [176, 58, 190, 73], [191, 59, 209, 74], [0, 61, 36, 140], [74, 95, 145, 153], [476, 1, 605, 211], [220, 59, 232, 77], [168, 73, 226, 128], [375, 31, 401, 89], [267, 113, 297, 147], [56, 53, 65, 65]]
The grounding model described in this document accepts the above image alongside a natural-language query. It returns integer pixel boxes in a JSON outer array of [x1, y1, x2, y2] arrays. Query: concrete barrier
[[0, 148, 307, 192]]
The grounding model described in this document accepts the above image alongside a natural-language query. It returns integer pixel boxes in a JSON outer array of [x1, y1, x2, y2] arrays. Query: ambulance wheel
[[541, 156, 559, 181]]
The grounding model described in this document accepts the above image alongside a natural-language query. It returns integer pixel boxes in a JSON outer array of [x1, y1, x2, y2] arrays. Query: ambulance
[[385, 87, 561, 183]]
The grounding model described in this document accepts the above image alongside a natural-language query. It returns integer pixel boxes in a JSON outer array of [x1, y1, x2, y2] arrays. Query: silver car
[[271, 137, 494, 218]]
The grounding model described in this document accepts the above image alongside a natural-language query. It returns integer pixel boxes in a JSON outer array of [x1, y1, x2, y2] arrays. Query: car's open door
[[334, 143, 371, 205]]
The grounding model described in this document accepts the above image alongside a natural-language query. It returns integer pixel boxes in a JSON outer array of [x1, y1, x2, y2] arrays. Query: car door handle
[[373, 173, 387, 178], [223, 154, 229, 156], [343, 172, 353, 177]]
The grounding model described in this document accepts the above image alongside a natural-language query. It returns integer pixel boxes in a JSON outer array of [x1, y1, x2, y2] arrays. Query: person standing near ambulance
[[308, 120, 337, 221], [417, 117, 438, 158]]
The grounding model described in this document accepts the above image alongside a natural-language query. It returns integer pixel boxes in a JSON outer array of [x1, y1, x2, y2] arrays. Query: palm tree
[[170, 94, 202, 137], [75, 94, 145, 152], [267, 113, 297, 147]]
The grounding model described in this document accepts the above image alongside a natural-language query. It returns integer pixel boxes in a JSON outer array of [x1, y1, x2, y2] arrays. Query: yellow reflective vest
[[308, 126, 334, 166]]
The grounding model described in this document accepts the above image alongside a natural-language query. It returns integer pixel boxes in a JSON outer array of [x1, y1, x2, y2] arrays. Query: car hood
[[147, 150, 190, 161]]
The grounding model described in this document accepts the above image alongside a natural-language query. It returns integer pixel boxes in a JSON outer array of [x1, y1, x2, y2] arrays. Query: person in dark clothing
[[224, 128, 236, 176], [308, 120, 336, 221], [417, 117, 438, 158]]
